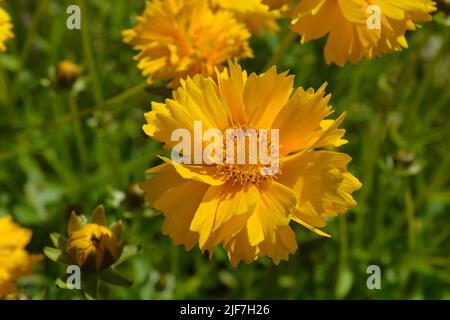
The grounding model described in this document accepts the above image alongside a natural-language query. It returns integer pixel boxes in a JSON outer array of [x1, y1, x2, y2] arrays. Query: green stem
[[19, 0, 49, 66], [67, 91, 87, 167], [0, 82, 148, 161], [0, 68, 15, 120], [78, 0, 104, 106], [263, 32, 297, 71], [31, 82, 148, 131]]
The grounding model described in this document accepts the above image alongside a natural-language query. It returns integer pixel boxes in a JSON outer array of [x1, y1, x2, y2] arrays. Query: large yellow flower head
[[123, 0, 253, 88], [0, 215, 41, 297], [287, 0, 437, 66], [141, 61, 362, 266], [211, 0, 280, 35], [0, 6, 14, 53]]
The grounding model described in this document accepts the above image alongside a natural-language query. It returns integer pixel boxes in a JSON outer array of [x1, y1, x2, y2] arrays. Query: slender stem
[[19, 0, 49, 66], [263, 32, 297, 71], [0, 68, 15, 120], [68, 91, 87, 167], [0, 82, 148, 161], [339, 215, 349, 270], [78, 0, 104, 106], [31, 82, 148, 131]]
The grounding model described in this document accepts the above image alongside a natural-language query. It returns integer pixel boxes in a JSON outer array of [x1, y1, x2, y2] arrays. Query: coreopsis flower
[[141, 60, 361, 266], [211, 0, 280, 35], [0, 215, 41, 298], [0, 6, 13, 52], [122, 0, 253, 88], [56, 60, 81, 89], [261, 0, 290, 10], [285, 0, 437, 66], [45, 206, 138, 297]]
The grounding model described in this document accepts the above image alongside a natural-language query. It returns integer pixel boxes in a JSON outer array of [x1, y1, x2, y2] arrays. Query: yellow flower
[[67, 206, 123, 272], [0, 6, 13, 52], [141, 61, 361, 266], [122, 0, 253, 88], [261, 0, 290, 10], [0, 215, 41, 297], [211, 0, 280, 35], [56, 60, 81, 88], [286, 0, 436, 66]]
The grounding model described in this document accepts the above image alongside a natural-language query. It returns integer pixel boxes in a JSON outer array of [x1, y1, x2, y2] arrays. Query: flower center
[[216, 162, 281, 185], [90, 234, 102, 248], [214, 125, 281, 185]]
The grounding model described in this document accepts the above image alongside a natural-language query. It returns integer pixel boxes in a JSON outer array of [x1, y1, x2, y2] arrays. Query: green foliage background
[[0, 0, 449, 299]]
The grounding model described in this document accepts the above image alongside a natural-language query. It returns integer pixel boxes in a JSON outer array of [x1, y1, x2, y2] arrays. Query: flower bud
[[56, 60, 81, 88], [66, 206, 123, 272]]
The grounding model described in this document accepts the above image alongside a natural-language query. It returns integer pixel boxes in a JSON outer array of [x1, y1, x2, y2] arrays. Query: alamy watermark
[[66, 265, 81, 289], [366, 265, 381, 290], [66, 5, 81, 30], [367, 5, 381, 30]]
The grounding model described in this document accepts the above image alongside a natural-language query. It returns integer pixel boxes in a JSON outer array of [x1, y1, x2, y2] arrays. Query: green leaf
[[55, 275, 70, 290], [44, 247, 72, 265], [113, 244, 140, 267], [100, 268, 132, 288], [50, 233, 67, 251]]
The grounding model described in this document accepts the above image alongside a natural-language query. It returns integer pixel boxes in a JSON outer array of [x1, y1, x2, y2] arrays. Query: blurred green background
[[0, 0, 449, 299]]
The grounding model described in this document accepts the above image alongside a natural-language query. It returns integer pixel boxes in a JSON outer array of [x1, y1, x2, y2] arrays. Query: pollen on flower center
[[214, 126, 281, 185], [216, 162, 281, 185]]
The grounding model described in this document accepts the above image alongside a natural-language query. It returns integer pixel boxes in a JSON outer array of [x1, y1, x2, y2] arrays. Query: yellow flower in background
[[141, 61, 361, 266], [56, 60, 81, 88], [261, 0, 290, 10], [67, 206, 123, 272], [122, 0, 253, 88], [0, 215, 41, 298], [0, 6, 13, 52], [211, 0, 280, 35], [287, 0, 437, 66]]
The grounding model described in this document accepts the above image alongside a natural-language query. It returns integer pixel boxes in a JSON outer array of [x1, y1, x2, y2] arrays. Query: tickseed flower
[[211, 0, 280, 35], [122, 0, 253, 88], [284, 0, 437, 66], [261, 0, 290, 10], [0, 6, 13, 53], [45, 206, 138, 296], [56, 60, 81, 89], [141, 60, 362, 266], [0, 215, 41, 298]]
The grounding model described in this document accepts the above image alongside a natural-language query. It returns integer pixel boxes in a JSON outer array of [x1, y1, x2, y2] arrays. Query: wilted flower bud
[[56, 60, 81, 88], [66, 206, 123, 272]]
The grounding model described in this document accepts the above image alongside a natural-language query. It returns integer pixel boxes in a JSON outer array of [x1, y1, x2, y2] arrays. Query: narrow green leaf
[[100, 268, 132, 287], [113, 244, 140, 267]]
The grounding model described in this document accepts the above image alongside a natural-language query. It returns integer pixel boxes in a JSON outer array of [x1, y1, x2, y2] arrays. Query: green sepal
[[89, 205, 107, 226], [44, 247, 73, 265], [82, 273, 99, 300], [113, 244, 140, 267], [68, 211, 85, 235], [50, 233, 67, 251], [109, 220, 123, 238], [100, 267, 132, 287]]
